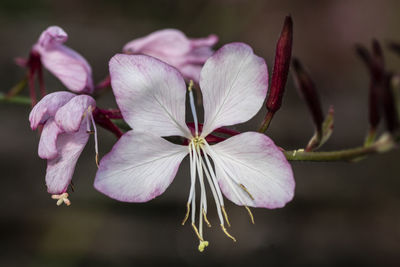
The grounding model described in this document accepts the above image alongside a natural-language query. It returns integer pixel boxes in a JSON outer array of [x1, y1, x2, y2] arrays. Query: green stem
[[258, 111, 274, 133], [0, 92, 31, 105], [285, 134, 396, 161]]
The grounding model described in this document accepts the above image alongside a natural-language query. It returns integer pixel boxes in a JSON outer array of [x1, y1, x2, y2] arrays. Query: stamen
[[220, 224, 237, 242], [239, 184, 255, 200], [191, 222, 204, 242], [182, 202, 190, 225], [188, 80, 199, 136], [51, 192, 71, 206], [245, 206, 255, 224], [202, 208, 211, 227], [221, 206, 231, 227]]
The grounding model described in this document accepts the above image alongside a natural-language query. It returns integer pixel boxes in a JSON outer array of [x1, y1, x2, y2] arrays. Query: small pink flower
[[29, 92, 98, 205], [95, 43, 295, 251], [32, 26, 94, 94], [123, 29, 218, 83]]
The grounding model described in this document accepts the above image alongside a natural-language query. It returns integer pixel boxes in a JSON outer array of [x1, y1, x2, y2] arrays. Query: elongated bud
[[266, 15, 293, 113], [292, 58, 324, 133], [356, 41, 385, 133], [382, 73, 400, 134]]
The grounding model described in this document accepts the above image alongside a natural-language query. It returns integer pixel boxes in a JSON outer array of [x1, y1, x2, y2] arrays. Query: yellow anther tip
[[198, 241, 209, 252]]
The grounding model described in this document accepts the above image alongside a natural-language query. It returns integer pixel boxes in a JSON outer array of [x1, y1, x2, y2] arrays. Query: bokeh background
[[1, 0, 400, 266]]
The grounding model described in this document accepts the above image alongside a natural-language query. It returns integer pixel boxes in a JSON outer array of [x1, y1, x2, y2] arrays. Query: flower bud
[[266, 15, 293, 113], [292, 58, 324, 133]]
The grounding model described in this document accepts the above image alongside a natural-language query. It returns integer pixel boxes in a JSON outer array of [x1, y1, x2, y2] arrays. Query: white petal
[[207, 132, 295, 209], [94, 131, 188, 202], [109, 54, 191, 138], [200, 43, 268, 137]]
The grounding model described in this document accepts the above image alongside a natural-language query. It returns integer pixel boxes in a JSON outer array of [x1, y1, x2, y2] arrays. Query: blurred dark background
[[1, 0, 400, 266]]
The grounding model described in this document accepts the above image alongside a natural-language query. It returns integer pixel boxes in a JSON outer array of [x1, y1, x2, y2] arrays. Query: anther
[[221, 205, 231, 227], [239, 183, 254, 200], [202, 208, 212, 227], [188, 80, 194, 92], [51, 192, 71, 206], [245, 206, 255, 224], [95, 153, 99, 167], [182, 202, 190, 225], [220, 224, 237, 242]]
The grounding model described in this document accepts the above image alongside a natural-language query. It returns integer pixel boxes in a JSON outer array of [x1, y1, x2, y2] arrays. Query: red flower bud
[[266, 15, 293, 113], [292, 58, 324, 133]]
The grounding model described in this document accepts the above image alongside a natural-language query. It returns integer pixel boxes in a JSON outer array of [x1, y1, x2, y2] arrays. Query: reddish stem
[[96, 108, 123, 119], [37, 61, 46, 99], [95, 75, 111, 90], [93, 108, 123, 138]]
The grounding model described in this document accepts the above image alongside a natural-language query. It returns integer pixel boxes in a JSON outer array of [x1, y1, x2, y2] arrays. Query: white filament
[[189, 89, 199, 136]]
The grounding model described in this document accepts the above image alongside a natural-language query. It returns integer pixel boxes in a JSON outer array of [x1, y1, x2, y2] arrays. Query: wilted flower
[[123, 29, 218, 83], [31, 26, 94, 94], [29, 92, 98, 205], [94, 43, 295, 251]]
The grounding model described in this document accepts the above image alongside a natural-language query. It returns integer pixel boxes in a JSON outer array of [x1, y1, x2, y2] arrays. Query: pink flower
[[32, 26, 94, 94], [123, 29, 218, 83], [29, 92, 98, 205], [94, 43, 295, 251]]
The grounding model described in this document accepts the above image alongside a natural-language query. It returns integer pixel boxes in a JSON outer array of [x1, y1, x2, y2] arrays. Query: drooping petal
[[38, 118, 63, 160], [37, 26, 68, 49], [37, 45, 94, 94], [123, 29, 192, 66], [207, 132, 295, 209], [33, 26, 94, 94], [109, 54, 191, 138], [122, 29, 218, 82], [54, 95, 96, 132], [29, 91, 76, 129], [94, 131, 188, 202], [46, 122, 89, 194], [200, 43, 268, 137]]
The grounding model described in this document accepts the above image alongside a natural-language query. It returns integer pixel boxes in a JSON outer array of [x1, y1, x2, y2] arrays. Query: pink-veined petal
[[29, 91, 76, 129], [200, 43, 268, 137], [37, 45, 94, 94], [109, 54, 191, 138], [46, 122, 89, 194], [54, 95, 96, 132], [207, 132, 295, 209], [38, 118, 63, 160], [94, 131, 188, 202]]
